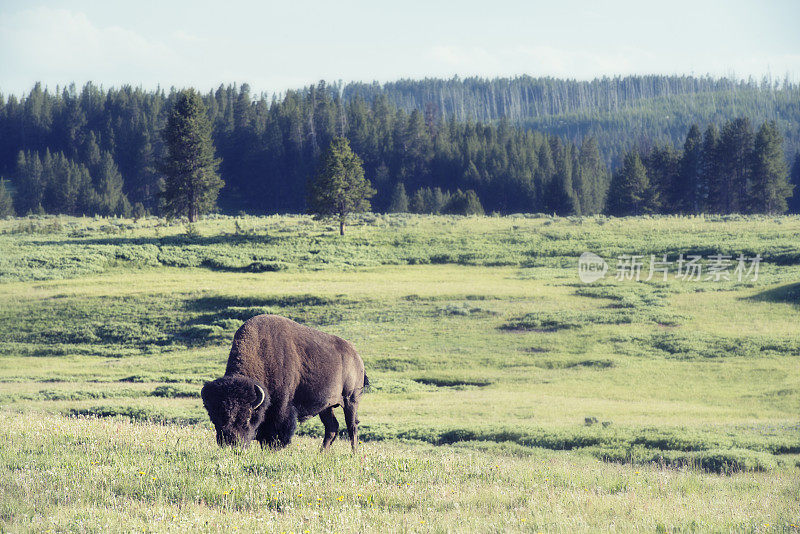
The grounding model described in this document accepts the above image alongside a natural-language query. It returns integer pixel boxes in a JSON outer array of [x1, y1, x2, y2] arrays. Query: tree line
[[0, 82, 607, 217], [0, 79, 798, 219], [606, 119, 797, 216]]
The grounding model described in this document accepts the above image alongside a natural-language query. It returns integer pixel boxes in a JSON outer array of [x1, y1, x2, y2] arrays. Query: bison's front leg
[[319, 407, 339, 451], [342, 397, 359, 454], [258, 404, 298, 449]]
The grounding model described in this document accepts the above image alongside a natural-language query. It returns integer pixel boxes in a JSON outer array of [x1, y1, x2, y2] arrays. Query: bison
[[201, 314, 368, 452]]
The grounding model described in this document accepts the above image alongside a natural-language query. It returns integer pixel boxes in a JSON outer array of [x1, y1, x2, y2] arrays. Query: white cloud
[[171, 30, 204, 44], [427, 43, 799, 81], [0, 5, 796, 96], [430, 45, 495, 68], [0, 7, 179, 92], [429, 44, 662, 79], [0, 7, 304, 95]]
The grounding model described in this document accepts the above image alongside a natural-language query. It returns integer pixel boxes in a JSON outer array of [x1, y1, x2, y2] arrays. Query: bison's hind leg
[[319, 407, 339, 451], [342, 397, 360, 454]]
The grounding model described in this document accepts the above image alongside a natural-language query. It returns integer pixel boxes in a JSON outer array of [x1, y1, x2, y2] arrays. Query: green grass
[[2, 412, 798, 533], [1, 213, 799, 532]]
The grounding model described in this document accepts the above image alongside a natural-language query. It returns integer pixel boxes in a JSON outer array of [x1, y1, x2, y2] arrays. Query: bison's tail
[[363, 372, 371, 393]]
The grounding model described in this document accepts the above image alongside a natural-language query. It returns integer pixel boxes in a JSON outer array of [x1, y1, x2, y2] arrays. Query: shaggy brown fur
[[201, 314, 368, 452]]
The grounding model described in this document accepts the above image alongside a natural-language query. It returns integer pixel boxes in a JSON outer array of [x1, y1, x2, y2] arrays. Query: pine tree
[[388, 182, 409, 212], [545, 169, 578, 215], [308, 137, 375, 235], [82, 132, 101, 171], [74, 161, 96, 215], [577, 137, 607, 214], [463, 189, 484, 215], [571, 151, 585, 214], [433, 187, 447, 213], [644, 144, 678, 213], [463, 161, 481, 187], [716, 118, 754, 213], [677, 125, 703, 213], [0, 178, 15, 217], [38, 149, 54, 212], [789, 153, 800, 214], [421, 188, 435, 213], [534, 140, 555, 212], [371, 163, 392, 209], [399, 109, 431, 182], [605, 152, 658, 216], [132, 202, 147, 221], [545, 138, 578, 215], [95, 152, 127, 216], [14, 151, 43, 214], [700, 124, 720, 212], [160, 89, 223, 222], [749, 121, 792, 214], [410, 189, 426, 213]]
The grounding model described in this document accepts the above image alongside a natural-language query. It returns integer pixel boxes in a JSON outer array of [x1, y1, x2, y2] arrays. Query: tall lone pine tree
[[160, 89, 223, 222], [308, 137, 375, 235]]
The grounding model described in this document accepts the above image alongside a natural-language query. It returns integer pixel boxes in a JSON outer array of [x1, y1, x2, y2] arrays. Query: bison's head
[[201, 376, 269, 447]]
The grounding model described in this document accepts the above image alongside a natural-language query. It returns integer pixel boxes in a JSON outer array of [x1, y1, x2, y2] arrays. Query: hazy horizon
[[1, 0, 798, 97]]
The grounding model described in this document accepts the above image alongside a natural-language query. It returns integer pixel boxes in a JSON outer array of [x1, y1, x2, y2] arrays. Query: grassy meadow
[[0, 213, 799, 532]]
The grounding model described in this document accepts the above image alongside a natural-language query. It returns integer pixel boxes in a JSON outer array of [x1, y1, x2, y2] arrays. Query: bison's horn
[[253, 384, 266, 409]]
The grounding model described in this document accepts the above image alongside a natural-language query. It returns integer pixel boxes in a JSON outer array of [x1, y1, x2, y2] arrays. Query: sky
[[1, 0, 799, 96]]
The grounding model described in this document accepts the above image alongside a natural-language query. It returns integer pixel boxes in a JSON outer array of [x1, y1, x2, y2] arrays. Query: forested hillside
[[345, 75, 800, 165], [0, 75, 798, 218]]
